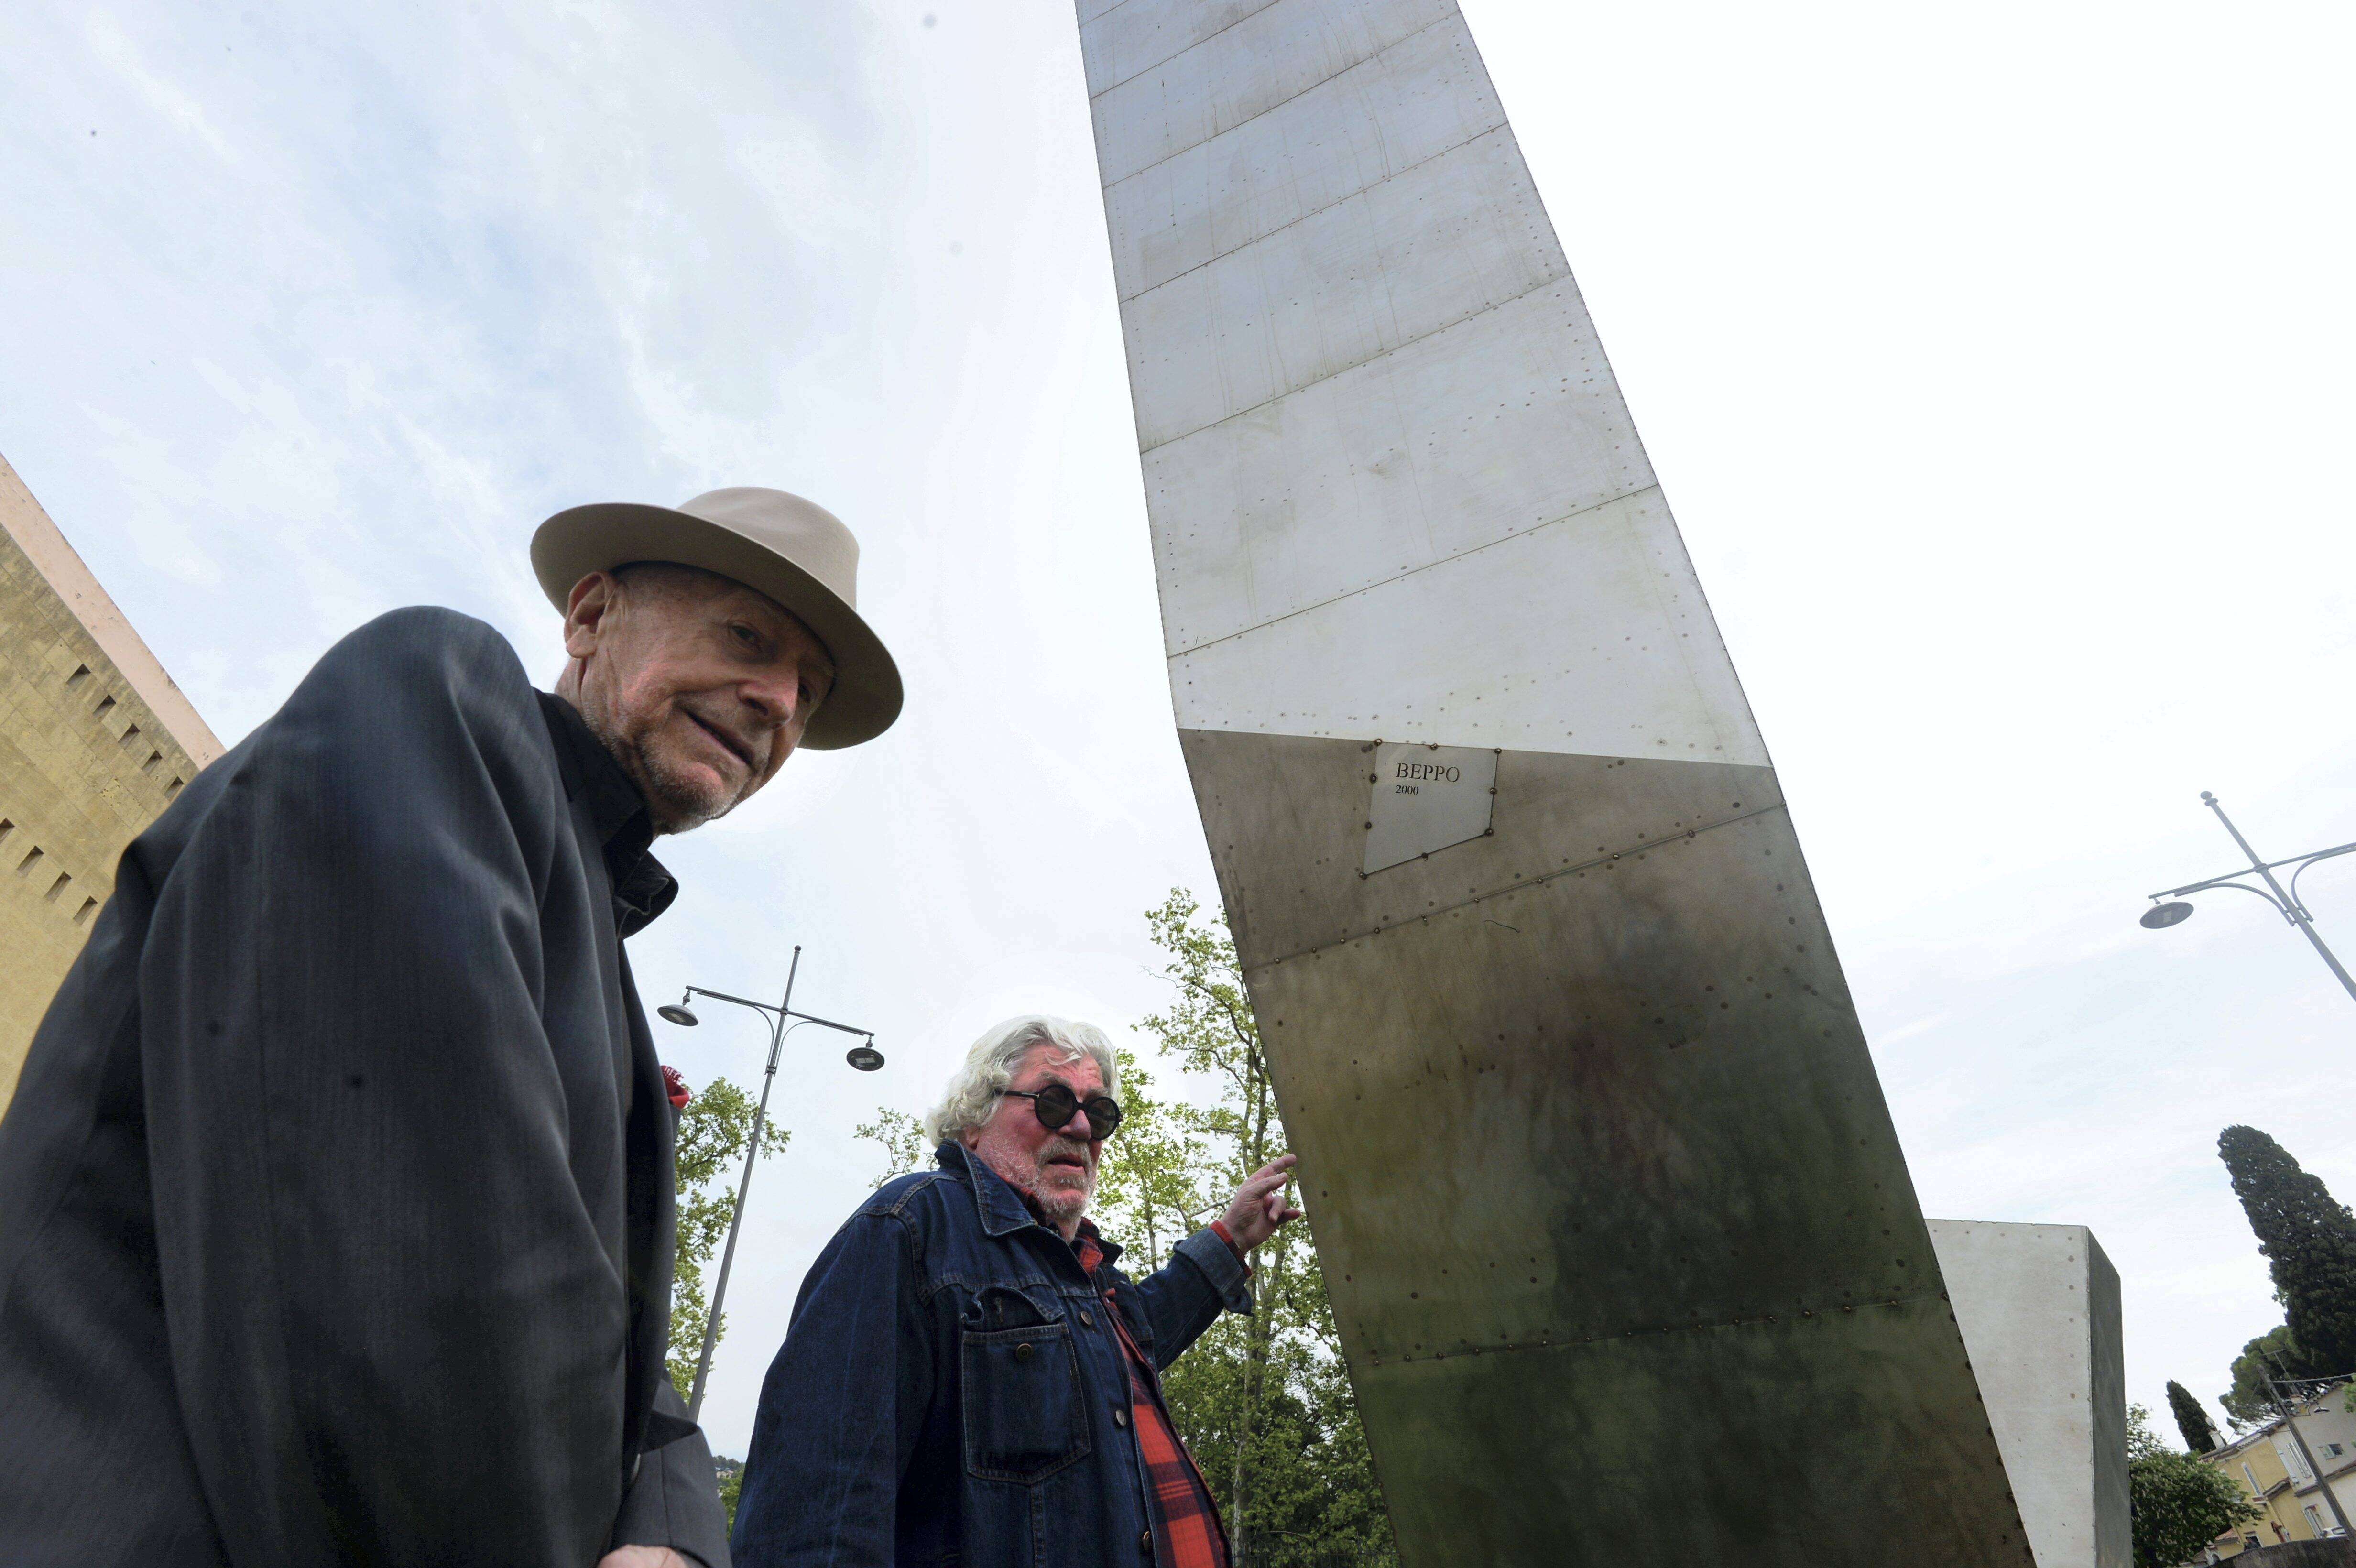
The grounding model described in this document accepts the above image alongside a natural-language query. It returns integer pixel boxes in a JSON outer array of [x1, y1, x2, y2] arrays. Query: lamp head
[[657, 993, 700, 1027], [2141, 901, 2195, 930], [846, 1039, 885, 1073]]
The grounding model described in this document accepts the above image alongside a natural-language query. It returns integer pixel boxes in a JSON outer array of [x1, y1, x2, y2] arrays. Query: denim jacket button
[[1080, 1309, 1094, 1327], [1015, 1342, 1034, 1362], [1139, 1528, 1154, 1553], [1113, 1406, 1130, 1429]]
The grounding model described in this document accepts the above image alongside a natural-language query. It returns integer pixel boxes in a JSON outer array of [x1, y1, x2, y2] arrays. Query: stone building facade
[[0, 451, 219, 1109]]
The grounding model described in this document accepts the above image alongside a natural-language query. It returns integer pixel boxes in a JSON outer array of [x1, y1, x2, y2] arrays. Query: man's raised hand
[[1220, 1154, 1304, 1252]]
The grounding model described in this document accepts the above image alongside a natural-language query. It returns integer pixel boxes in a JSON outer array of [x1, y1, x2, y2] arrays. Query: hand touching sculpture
[[1220, 1154, 1304, 1252]]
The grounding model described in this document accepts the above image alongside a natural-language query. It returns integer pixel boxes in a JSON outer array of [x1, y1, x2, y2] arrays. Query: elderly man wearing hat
[[0, 491, 896, 1568]]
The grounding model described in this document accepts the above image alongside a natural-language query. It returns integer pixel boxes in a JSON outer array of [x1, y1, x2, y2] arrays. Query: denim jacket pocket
[[969, 1283, 1057, 1331], [960, 1319, 1091, 1483]]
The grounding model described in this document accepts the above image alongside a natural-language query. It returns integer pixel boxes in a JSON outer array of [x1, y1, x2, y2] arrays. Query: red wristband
[[1210, 1219, 1246, 1263]]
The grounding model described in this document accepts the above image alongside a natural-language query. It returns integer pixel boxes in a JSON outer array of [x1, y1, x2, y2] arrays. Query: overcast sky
[[5, 0, 2353, 1461]]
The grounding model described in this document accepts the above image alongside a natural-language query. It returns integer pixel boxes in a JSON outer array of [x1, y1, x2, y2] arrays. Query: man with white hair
[[731, 1015, 1300, 1568]]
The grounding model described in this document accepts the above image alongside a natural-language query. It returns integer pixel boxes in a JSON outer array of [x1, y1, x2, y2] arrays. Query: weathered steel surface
[[1075, 2, 2033, 1562]]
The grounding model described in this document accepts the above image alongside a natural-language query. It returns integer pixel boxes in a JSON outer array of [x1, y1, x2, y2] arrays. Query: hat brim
[[532, 502, 903, 750]]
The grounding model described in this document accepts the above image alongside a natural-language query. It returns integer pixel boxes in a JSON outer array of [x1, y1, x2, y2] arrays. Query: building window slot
[[142, 751, 162, 773], [44, 872, 71, 903], [73, 897, 97, 926], [120, 724, 141, 749], [16, 846, 43, 875], [94, 694, 116, 719], [65, 664, 89, 689], [0, 818, 12, 847]]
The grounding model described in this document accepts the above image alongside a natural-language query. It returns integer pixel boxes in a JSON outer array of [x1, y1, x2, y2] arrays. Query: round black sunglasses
[[998, 1083, 1124, 1141]]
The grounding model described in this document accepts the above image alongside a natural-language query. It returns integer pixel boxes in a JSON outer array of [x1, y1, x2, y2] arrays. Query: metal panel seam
[[1163, 481, 1666, 659], [1136, 270, 1582, 455], [1093, 10, 1465, 169], [1363, 1290, 1959, 1366], [1082, 0, 1287, 98], [1115, 118, 1514, 304], [1243, 799, 1791, 968]]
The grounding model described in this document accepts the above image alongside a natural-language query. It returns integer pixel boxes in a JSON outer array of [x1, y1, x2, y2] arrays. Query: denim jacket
[[731, 1142, 1251, 1568]]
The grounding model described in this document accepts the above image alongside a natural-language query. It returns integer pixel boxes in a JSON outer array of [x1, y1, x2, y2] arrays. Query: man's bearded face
[[964, 1043, 1105, 1231]]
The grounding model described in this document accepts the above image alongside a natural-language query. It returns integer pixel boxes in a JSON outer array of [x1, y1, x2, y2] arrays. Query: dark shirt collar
[[536, 691, 678, 938]]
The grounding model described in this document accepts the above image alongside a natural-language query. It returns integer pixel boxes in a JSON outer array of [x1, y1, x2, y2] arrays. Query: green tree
[[2218, 1125, 2356, 1375], [2166, 1380, 2219, 1454], [713, 1455, 744, 1535], [854, 1105, 928, 1188], [668, 1077, 785, 1402], [2127, 1402, 2260, 1566], [2220, 1324, 2318, 1429], [1095, 1045, 1212, 1274], [1113, 889, 1396, 1568]]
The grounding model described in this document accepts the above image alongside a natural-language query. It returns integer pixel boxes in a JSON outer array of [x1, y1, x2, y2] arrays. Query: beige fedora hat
[[531, 487, 902, 750]]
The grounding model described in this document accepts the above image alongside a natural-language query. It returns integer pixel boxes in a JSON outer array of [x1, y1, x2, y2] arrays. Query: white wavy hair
[[924, 1014, 1122, 1146]]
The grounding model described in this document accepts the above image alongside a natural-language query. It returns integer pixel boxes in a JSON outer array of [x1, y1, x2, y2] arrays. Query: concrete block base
[[1930, 1221, 2129, 1568]]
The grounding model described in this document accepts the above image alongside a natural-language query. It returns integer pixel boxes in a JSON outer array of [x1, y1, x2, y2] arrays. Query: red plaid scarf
[[1074, 1227, 1230, 1568]]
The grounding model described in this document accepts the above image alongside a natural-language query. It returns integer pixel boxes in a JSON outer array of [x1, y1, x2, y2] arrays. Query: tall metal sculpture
[[1074, 2, 2036, 1561]]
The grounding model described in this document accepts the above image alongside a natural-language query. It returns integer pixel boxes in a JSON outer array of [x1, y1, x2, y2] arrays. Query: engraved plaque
[[1363, 743, 1496, 875]]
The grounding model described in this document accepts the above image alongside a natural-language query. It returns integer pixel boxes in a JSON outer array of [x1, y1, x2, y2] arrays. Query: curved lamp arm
[[2289, 845, 2356, 920], [2162, 880, 2292, 919]]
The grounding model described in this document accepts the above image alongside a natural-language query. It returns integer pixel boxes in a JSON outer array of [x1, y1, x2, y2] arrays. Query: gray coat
[[0, 607, 729, 1567]]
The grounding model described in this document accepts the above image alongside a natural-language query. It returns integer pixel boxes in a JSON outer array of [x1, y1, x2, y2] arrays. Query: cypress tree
[[2167, 1380, 2219, 1454], [2218, 1126, 2356, 1375]]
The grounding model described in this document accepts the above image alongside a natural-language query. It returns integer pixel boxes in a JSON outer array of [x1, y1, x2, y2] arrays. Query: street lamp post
[[657, 945, 882, 1421], [2139, 792, 2356, 1008]]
